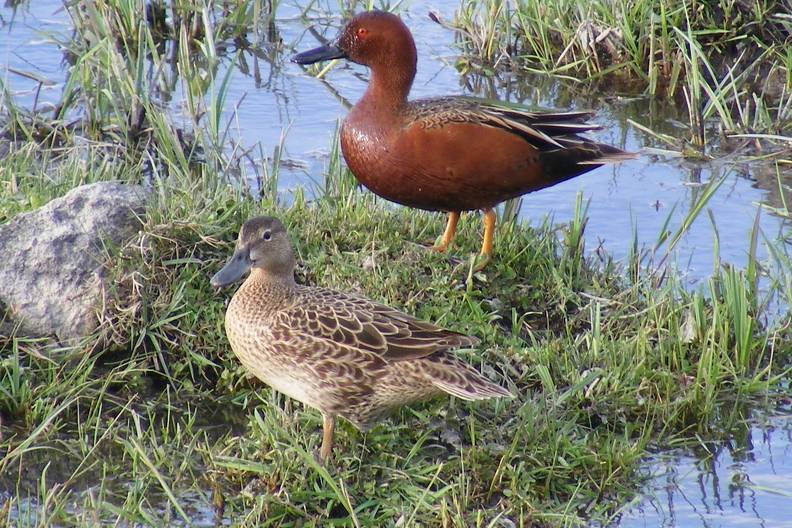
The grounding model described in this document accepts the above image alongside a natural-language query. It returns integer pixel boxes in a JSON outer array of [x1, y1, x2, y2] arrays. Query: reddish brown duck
[[292, 11, 634, 269], [211, 216, 511, 463]]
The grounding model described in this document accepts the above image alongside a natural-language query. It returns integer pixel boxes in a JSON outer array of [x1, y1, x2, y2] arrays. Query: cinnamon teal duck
[[211, 216, 511, 462], [292, 11, 634, 270]]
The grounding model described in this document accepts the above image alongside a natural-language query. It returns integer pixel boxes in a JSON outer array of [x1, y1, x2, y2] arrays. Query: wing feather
[[406, 95, 631, 154], [275, 286, 478, 362]]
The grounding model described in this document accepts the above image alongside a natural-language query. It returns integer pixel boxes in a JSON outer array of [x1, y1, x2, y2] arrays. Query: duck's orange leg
[[432, 211, 460, 253], [319, 413, 335, 463], [474, 208, 496, 271]]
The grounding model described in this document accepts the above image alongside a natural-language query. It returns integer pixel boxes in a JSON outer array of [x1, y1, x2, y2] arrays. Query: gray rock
[[0, 182, 148, 342]]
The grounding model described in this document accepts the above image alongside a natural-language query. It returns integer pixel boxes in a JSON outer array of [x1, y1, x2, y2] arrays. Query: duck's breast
[[224, 297, 325, 409], [340, 112, 395, 194]]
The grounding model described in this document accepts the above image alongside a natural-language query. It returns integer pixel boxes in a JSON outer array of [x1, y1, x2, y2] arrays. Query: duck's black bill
[[211, 248, 252, 288], [291, 43, 346, 65]]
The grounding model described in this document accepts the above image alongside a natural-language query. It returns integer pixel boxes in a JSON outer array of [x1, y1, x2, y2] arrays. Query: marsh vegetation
[[1, 0, 791, 526]]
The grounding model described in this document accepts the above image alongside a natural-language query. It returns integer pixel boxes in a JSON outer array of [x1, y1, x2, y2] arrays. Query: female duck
[[211, 216, 511, 462]]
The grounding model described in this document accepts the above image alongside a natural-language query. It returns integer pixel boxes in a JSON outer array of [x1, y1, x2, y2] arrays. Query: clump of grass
[[0, 0, 284, 189], [451, 0, 791, 149], [2, 121, 791, 524]]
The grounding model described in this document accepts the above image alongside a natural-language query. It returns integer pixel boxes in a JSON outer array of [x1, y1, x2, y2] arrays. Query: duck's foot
[[428, 246, 464, 267], [472, 252, 491, 272], [430, 242, 449, 253], [472, 208, 496, 271], [315, 413, 335, 465], [312, 448, 330, 465], [431, 211, 460, 253], [427, 240, 462, 264]]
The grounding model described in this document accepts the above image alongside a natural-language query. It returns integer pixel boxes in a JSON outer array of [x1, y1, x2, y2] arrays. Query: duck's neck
[[359, 52, 416, 114], [241, 269, 297, 302]]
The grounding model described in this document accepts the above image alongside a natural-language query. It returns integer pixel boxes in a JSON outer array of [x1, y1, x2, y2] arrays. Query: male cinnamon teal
[[211, 216, 511, 462], [292, 11, 634, 270]]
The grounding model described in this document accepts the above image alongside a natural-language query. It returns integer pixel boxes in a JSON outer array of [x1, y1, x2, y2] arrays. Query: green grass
[[1, 0, 792, 525], [451, 0, 792, 150], [1, 127, 790, 525]]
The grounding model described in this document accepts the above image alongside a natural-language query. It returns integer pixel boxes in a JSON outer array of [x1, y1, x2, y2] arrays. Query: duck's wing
[[406, 95, 634, 160], [275, 287, 479, 362]]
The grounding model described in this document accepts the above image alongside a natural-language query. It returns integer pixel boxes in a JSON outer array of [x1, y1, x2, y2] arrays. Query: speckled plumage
[[212, 216, 511, 461]]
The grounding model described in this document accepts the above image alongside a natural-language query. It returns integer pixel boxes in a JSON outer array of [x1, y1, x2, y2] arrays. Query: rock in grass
[[0, 182, 148, 342]]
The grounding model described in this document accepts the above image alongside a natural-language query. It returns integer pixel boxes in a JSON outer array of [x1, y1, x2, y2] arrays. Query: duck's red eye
[[357, 27, 369, 38]]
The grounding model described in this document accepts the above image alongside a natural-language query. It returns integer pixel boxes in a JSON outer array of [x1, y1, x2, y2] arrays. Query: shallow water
[[2, 1, 792, 526], [618, 412, 792, 528], [3, 1, 790, 286]]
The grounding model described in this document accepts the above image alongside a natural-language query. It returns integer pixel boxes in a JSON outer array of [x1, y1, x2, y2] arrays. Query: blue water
[[619, 414, 792, 527]]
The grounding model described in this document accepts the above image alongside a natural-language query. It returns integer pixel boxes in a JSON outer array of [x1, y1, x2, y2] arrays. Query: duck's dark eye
[[263, 230, 272, 241]]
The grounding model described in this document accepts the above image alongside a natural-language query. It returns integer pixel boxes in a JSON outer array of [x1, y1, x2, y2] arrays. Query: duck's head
[[292, 11, 416, 72], [210, 216, 296, 288]]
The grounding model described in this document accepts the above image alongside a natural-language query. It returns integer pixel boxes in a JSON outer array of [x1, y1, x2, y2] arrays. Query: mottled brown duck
[[210, 216, 511, 462], [292, 11, 635, 270]]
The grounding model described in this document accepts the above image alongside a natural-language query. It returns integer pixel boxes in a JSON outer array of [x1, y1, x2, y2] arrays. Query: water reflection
[[620, 413, 792, 527]]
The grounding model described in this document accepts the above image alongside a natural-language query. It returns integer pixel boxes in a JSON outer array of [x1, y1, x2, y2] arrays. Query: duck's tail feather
[[536, 140, 636, 184], [577, 150, 638, 164], [425, 356, 512, 401]]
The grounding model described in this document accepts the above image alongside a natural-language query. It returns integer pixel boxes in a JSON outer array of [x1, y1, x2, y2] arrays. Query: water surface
[[2, 0, 789, 285], [619, 412, 792, 528]]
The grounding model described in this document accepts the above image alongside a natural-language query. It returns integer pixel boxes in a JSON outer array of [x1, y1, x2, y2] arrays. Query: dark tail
[[539, 139, 636, 183]]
